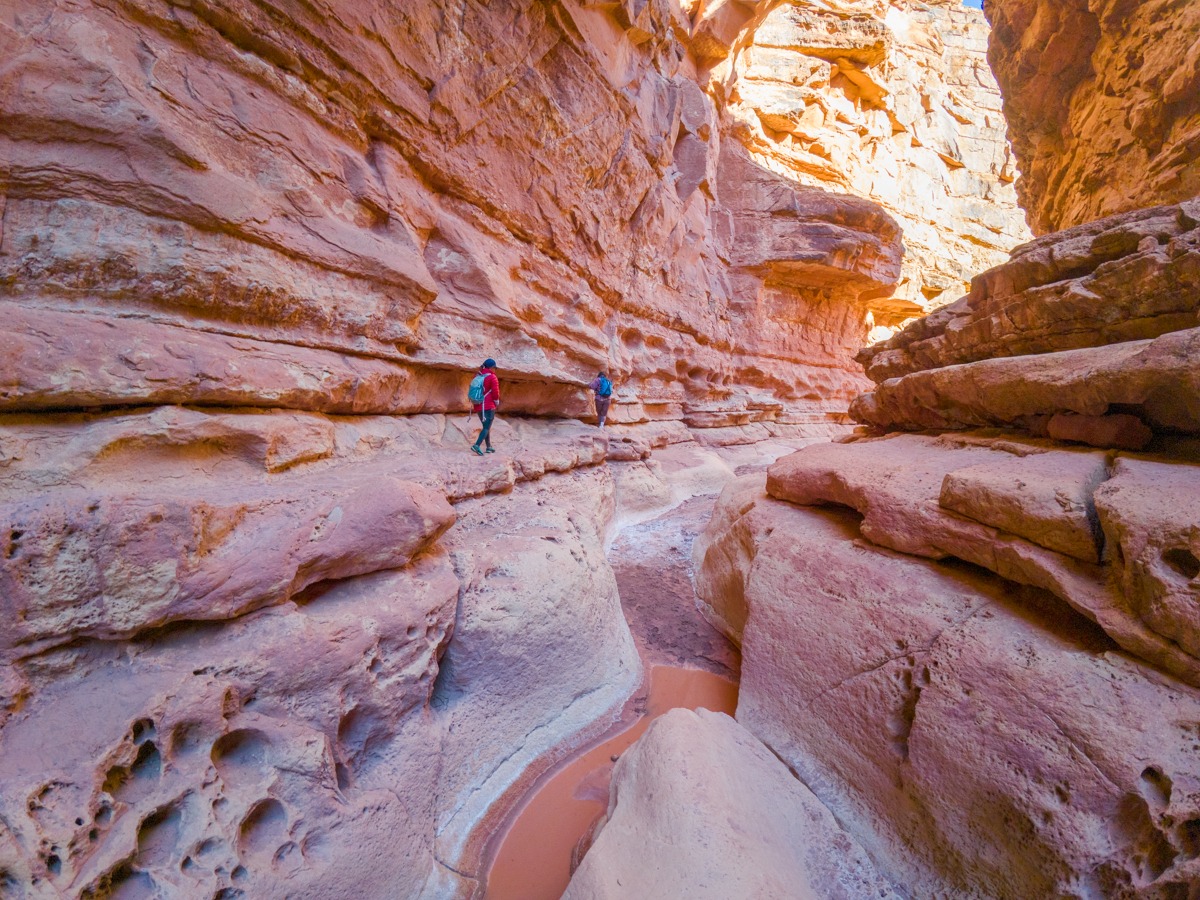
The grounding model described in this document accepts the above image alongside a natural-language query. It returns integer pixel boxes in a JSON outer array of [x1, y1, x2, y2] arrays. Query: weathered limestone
[[987, 0, 1200, 233], [563, 708, 902, 900], [695, 476, 1200, 897], [0, 556, 461, 898]]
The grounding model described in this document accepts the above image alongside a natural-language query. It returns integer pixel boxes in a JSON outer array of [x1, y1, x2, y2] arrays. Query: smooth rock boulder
[[430, 467, 642, 878], [564, 708, 901, 900]]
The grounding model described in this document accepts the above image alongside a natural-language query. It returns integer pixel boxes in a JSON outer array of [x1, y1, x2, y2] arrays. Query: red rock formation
[[0, 0, 919, 431], [695, 476, 1200, 896], [987, 0, 1200, 234]]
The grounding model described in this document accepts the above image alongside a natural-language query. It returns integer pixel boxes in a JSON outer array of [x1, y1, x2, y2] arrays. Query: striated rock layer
[[695, 474, 1200, 897], [707, 0, 1031, 322], [987, 0, 1200, 234], [0, 0, 1033, 896]]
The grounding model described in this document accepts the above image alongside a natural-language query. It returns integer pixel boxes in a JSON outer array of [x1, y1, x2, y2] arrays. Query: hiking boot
[[485, 447, 495, 453], [471, 445, 484, 456]]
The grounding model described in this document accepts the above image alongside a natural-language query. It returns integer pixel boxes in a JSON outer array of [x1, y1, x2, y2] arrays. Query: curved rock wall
[[987, 0, 1200, 234], [0, 1, 1035, 896]]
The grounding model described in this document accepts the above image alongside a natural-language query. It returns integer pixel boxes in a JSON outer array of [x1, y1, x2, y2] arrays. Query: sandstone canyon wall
[[0, 0, 1032, 897], [986, 0, 1200, 235], [701, 0, 1031, 323], [669, 0, 1200, 896]]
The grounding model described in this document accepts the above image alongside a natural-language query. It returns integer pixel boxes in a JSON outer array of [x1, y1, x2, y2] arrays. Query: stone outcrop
[[0, 410, 643, 897], [0, 0, 971, 435], [853, 199, 1200, 441], [695, 475, 1200, 897], [766, 434, 1200, 688], [563, 708, 901, 899], [711, 0, 1031, 322], [987, 0, 1200, 234]]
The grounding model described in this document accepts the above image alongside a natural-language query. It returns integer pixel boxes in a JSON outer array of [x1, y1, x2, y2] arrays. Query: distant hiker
[[469, 358, 500, 455], [588, 370, 613, 428]]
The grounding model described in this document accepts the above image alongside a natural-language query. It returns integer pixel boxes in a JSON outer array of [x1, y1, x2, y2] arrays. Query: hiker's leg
[[479, 409, 495, 449], [596, 397, 610, 427], [473, 409, 485, 448]]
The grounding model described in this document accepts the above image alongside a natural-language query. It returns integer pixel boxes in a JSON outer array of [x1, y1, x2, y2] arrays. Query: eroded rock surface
[[711, 0, 1031, 321], [696, 475, 1200, 897], [563, 708, 901, 900], [0, 411, 643, 897], [987, 0, 1200, 233], [765, 434, 1200, 687], [853, 200, 1200, 443]]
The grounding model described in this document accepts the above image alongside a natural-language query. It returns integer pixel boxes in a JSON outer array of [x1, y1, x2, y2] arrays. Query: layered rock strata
[[987, 0, 1200, 234], [707, 0, 1031, 321], [766, 434, 1200, 688], [0, 412, 641, 898], [695, 475, 1200, 897], [0, 0, 935, 434], [854, 200, 1200, 440]]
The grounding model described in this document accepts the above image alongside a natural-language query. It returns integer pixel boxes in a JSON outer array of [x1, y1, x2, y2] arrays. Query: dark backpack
[[597, 376, 613, 398], [468, 374, 487, 404]]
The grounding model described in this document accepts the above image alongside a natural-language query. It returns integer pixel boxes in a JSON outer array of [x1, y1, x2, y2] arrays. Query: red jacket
[[473, 370, 500, 412]]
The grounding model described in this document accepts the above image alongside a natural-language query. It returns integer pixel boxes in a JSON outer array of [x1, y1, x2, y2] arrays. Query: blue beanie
[[483, 358, 496, 369]]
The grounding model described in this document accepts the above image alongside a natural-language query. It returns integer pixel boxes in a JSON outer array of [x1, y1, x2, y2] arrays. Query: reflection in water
[[484, 666, 738, 899]]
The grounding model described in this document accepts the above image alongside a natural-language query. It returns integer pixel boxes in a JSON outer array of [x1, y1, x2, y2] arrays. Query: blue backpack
[[468, 374, 487, 404], [597, 376, 613, 398]]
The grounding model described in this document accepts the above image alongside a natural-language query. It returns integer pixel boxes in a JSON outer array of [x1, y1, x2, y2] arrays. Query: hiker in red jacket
[[471, 358, 500, 455]]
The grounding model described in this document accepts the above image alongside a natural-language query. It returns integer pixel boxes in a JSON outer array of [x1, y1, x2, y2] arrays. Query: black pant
[[474, 408, 495, 449]]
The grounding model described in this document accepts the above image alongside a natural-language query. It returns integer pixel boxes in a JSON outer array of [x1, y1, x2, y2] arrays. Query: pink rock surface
[[851, 326, 1200, 438], [564, 708, 902, 899], [765, 435, 1200, 686], [1095, 457, 1200, 661], [857, 202, 1200, 383], [697, 477, 1200, 896], [938, 447, 1108, 563], [0, 472, 454, 658], [1048, 412, 1154, 452], [0, 556, 460, 897], [0, 0, 918, 433], [429, 466, 642, 878]]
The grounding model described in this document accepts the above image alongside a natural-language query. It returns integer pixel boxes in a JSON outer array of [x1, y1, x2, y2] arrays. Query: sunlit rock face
[[986, 0, 1200, 235], [0, 0, 1033, 895], [700, 0, 1031, 325], [0, 0, 929, 434]]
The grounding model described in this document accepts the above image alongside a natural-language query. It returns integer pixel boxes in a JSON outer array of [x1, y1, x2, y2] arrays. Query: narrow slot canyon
[[483, 468, 746, 900], [2, 0, 1199, 897]]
